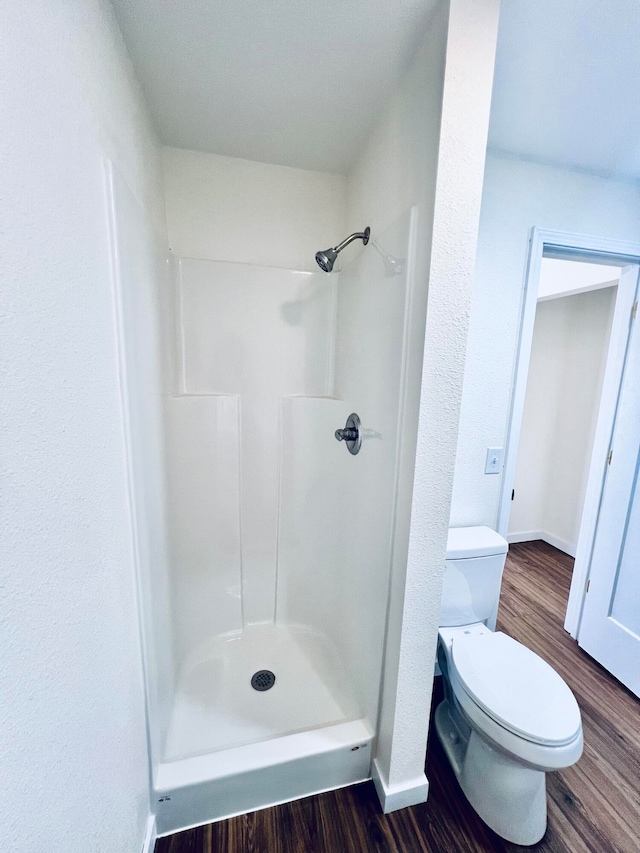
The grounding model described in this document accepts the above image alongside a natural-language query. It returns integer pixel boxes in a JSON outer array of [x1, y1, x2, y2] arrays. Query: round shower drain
[[251, 670, 276, 691]]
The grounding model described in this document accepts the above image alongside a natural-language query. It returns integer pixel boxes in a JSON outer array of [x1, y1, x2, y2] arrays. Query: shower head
[[315, 247, 339, 272], [315, 226, 370, 272]]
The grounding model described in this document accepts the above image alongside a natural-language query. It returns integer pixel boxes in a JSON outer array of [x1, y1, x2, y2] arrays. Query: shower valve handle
[[335, 427, 358, 442], [334, 413, 362, 455]]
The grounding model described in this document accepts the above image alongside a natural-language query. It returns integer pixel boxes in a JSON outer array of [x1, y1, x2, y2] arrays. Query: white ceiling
[[111, 0, 439, 175], [489, 0, 640, 180], [112, 0, 640, 179]]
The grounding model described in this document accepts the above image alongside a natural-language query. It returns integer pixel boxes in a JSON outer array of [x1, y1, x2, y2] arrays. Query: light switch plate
[[485, 447, 504, 474]]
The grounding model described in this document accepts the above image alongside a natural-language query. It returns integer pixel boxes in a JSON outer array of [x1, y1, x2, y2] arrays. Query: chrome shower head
[[315, 247, 339, 272], [315, 226, 370, 272]]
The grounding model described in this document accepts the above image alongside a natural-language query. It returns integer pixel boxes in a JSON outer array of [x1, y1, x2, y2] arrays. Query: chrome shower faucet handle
[[334, 413, 362, 455]]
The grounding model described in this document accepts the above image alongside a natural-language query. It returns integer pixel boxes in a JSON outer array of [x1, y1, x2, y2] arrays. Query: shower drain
[[251, 670, 276, 691]]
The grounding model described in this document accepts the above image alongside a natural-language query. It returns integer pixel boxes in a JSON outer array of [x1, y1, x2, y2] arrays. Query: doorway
[[498, 229, 640, 695], [507, 257, 620, 560]]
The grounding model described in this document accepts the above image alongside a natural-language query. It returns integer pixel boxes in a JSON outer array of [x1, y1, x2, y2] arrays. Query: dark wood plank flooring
[[155, 541, 640, 853]]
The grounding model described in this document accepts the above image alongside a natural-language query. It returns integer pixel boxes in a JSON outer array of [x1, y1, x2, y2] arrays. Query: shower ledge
[[156, 718, 372, 789]]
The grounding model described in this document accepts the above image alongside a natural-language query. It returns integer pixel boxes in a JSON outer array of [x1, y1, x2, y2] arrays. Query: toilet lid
[[451, 632, 582, 746], [446, 526, 508, 559]]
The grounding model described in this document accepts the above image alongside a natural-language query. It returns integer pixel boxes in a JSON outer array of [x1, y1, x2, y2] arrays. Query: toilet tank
[[440, 526, 508, 627]]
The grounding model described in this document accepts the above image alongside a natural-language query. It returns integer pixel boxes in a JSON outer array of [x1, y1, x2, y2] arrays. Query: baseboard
[[540, 532, 576, 557], [371, 758, 429, 813], [506, 530, 576, 557], [507, 530, 542, 544], [142, 815, 157, 853]]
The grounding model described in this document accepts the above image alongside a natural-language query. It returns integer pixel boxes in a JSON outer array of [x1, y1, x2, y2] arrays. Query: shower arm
[[315, 226, 370, 272], [333, 230, 370, 252]]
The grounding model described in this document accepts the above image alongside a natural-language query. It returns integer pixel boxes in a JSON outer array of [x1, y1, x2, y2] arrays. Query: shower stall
[[110, 159, 420, 834]]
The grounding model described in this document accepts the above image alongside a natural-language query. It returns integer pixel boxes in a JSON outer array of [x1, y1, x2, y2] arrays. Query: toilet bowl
[[435, 527, 583, 846]]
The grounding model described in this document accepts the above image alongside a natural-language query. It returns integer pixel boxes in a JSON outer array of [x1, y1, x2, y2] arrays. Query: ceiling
[[111, 0, 439, 175], [112, 0, 640, 180], [489, 0, 640, 180]]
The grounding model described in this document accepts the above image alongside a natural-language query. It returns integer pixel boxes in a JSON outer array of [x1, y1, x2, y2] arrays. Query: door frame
[[496, 228, 640, 637]]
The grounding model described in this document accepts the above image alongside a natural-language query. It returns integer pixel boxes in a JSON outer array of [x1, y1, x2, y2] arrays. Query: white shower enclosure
[[110, 160, 419, 834]]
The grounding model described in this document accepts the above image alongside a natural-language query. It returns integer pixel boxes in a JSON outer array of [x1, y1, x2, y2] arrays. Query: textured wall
[[450, 154, 640, 530], [0, 1, 165, 850], [394, 0, 500, 791], [345, 4, 446, 801], [346, 0, 500, 803]]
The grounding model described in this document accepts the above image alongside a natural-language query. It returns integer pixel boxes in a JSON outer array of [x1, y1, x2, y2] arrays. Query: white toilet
[[435, 526, 583, 846]]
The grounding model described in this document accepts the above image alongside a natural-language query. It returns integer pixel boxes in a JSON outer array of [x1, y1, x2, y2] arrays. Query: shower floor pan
[[155, 624, 373, 835]]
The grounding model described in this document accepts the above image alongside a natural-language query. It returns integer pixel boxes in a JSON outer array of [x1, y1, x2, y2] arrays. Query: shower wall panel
[[277, 210, 415, 724], [276, 394, 350, 623], [164, 395, 242, 664], [173, 259, 335, 633]]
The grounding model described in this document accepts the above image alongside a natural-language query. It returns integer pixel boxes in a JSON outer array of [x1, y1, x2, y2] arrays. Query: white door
[[578, 285, 640, 697]]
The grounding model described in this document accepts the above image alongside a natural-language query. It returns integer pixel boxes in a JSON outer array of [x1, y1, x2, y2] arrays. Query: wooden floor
[[156, 542, 640, 853]]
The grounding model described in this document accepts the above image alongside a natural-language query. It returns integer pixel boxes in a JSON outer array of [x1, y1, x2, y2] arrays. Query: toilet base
[[435, 699, 547, 846]]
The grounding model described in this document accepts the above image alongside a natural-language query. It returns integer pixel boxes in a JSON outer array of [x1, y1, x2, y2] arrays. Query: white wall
[[0, 1, 165, 850], [161, 148, 345, 665], [277, 208, 416, 732], [538, 257, 620, 301], [508, 286, 616, 554], [450, 153, 640, 530], [345, 0, 500, 808], [162, 147, 346, 271]]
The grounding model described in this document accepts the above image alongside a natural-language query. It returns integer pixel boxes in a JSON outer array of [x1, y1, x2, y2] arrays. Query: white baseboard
[[540, 531, 576, 557], [142, 815, 157, 853], [371, 758, 429, 813], [507, 530, 542, 544], [507, 530, 576, 557]]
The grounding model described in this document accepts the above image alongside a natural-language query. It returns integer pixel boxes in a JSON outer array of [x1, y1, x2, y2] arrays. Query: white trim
[[371, 758, 429, 813], [496, 227, 545, 538], [506, 530, 543, 545], [541, 532, 576, 558], [497, 228, 640, 638], [507, 531, 576, 556], [141, 815, 157, 853], [104, 159, 157, 797], [565, 263, 640, 635]]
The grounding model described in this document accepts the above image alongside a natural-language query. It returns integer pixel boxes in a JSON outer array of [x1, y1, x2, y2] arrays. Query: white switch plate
[[485, 447, 504, 474]]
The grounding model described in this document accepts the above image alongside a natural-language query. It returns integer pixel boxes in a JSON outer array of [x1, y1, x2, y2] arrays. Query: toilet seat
[[450, 631, 581, 746]]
